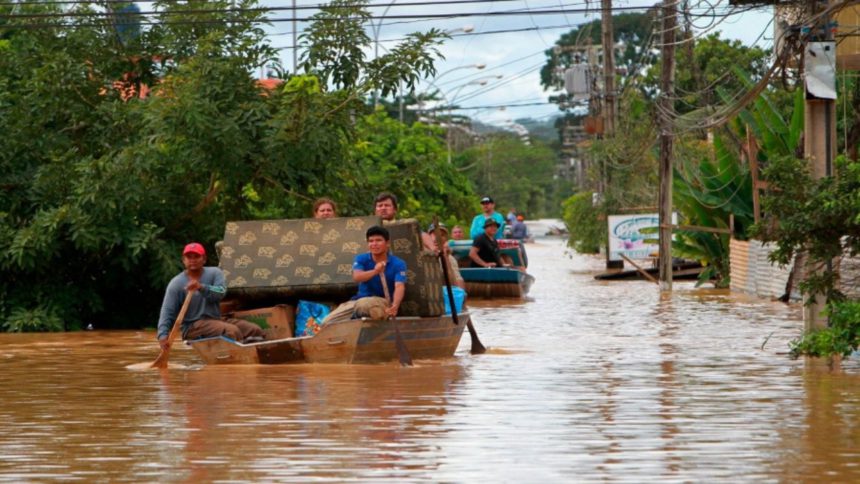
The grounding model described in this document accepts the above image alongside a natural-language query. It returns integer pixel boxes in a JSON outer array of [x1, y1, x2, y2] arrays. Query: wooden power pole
[[803, 2, 837, 331], [601, 0, 616, 136], [292, 0, 298, 72], [601, 0, 622, 269], [658, 0, 677, 291]]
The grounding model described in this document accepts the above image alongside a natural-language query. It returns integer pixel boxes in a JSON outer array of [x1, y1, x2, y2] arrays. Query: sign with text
[[607, 213, 675, 261]]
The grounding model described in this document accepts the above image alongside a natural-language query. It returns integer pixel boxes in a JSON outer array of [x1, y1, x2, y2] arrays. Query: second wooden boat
[[459, 267, 535, 298], [450, 239, 535, 298]]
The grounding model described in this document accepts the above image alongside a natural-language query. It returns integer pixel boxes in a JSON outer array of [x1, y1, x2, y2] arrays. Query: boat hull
[[188, 312, 469, 365], [460, 267, 535, 298]]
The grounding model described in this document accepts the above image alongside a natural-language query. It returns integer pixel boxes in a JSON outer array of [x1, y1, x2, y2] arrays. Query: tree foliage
[[561, 192, 602, 254], [644, 33, 769, 113], [457, 134, 560, 218], [0, 0, 462, 330], [300, 0, 447, 96], [540, 12, 656, 93], [789, 300, 860, 358]]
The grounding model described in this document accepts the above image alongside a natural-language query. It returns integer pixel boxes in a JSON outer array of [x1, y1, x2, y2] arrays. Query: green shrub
[[789, 300, 860, 358], [561, 192, 603, 254], [2, 307, 65, 333]]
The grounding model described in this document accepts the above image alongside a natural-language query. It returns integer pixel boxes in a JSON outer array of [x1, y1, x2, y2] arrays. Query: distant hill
[[514, 117, 560, 144], [471, 116, 560, 144]]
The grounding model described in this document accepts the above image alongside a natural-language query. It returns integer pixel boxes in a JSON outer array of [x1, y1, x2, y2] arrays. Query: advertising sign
[[607, 213, 675, 261]]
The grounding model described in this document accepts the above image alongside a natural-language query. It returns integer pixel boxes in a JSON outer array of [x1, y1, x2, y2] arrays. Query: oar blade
[[394, 325, 413, 366], [468, 322, 487, 354], [150, 349, 171, 369]]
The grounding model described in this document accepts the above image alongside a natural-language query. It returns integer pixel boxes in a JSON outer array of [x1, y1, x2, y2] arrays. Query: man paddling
[[157, 243, 264, 350], [323, 226, 407, 324]]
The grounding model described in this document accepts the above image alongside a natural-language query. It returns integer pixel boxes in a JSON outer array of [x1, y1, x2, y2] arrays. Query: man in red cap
[[157, 242, 264, 349]]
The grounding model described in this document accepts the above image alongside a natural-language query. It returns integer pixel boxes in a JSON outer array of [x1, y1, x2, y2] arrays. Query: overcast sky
[[263, 0, 774, 127]]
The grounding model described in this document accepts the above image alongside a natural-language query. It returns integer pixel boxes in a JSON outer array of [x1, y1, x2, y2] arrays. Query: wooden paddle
[[151, 290, 194, 369], [379, 269, 413, 366], [432, 216, 486, 354]]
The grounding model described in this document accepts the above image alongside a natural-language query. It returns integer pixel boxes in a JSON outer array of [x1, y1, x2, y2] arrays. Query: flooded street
[[1, 226, 859, 482]]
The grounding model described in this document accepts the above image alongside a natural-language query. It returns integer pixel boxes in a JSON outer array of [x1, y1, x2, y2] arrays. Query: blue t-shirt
[[469, 212, 506, 240], [352, 253, 408, 300]]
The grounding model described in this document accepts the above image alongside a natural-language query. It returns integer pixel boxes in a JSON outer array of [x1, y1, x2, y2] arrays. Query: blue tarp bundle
[[442, 286, 466, 315]]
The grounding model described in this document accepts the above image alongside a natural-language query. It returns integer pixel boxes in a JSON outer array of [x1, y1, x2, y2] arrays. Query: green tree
[[644, 33, 770, 114], [299, 0, 447, 98], [458, 134, 558, 218], [561, 192, 602, 253], [349, 110, 476, 224], [540, 12, 656, 93], [560, 90, 658, 254], [0, 0, 453, 331]]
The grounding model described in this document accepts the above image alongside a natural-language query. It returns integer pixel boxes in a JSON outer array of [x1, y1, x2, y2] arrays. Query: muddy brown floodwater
[[1, 226, 859, 482]]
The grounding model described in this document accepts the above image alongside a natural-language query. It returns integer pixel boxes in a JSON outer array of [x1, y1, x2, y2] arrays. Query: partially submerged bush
[[790, 300, 860, 358]]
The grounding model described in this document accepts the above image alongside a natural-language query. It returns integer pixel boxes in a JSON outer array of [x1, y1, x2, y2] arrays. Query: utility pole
[[292, 0, 298, 72], [803, 1, 837, 331], [601, 0, 616, 136], [658, 0, 677, 291], [600, 5, 622, 269]]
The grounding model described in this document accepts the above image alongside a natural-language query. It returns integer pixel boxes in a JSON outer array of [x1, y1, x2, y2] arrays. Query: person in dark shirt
[[510, 214, 529, 240], [469, 219, 504, 268]]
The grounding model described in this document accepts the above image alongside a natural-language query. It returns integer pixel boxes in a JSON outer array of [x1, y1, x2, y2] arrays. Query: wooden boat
[[594, 259, 703, 281], [459, 267, 535, 298], [185, 217, 477, 365], [188, 312, 469, 365], [450, 239, 535, 298]]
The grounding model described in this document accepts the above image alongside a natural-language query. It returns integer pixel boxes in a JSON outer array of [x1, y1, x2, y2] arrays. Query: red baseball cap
[[183, 242, 206, 256]]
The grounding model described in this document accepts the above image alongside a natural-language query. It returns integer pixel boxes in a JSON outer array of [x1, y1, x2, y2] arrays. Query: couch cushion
[[218, 216, 380, 300], [386, 219, 445, 317]]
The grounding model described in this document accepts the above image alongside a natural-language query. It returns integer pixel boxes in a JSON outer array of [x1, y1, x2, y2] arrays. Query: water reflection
[[166, 364, 466, 482], [773, 361, 860, 482], [0, 234, 858, 481]]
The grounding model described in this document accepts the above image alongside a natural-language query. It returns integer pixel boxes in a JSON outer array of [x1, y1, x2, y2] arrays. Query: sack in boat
[[442, 286, 466, 315], [353, 296, 388, 320], [295, 300, 331, 337]]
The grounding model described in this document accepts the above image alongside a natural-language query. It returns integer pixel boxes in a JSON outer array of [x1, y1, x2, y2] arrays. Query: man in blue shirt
[[469, 196, 506, 239], [157, 242, 264, 348], [324, 226, 408, 324]]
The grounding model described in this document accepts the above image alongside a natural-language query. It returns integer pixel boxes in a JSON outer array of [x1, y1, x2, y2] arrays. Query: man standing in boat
[[157, 243, 265, 349], [323, 226, 408, 324], [469, 196, 506, 239], [469, 219, 505, 268], [374, 192, 398, 224]]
